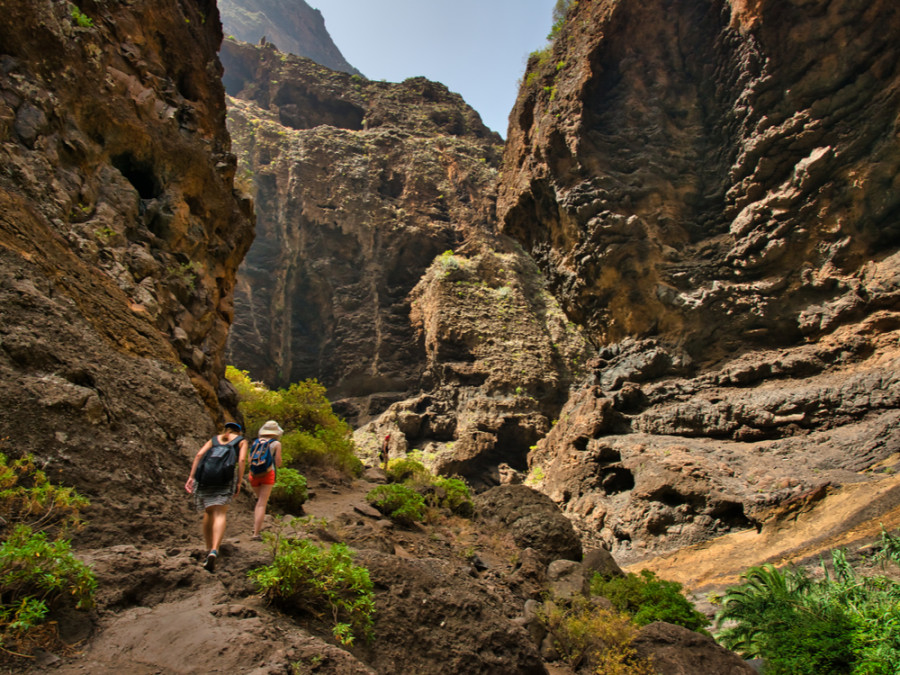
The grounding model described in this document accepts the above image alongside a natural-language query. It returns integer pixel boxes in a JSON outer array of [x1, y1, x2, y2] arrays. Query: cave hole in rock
[[708, 500, 753, 529], [646, 484, 703, 509], [112, 153, 162, 200], [61, 368, 96, 388], [600, 467, 634, 494]]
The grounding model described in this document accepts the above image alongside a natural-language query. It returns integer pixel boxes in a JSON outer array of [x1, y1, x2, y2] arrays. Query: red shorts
[[249, 470, 275, 487]]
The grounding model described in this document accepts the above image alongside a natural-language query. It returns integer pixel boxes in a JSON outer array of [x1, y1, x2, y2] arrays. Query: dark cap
[[224, 421, 242, 431]]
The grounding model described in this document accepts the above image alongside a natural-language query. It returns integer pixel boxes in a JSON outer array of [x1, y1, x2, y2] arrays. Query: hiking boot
[[203, 551, 217, 572]]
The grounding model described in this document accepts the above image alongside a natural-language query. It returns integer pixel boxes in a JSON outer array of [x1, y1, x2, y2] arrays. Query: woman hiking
[[184, 421, 247, 572], [247, 420, 283, 540]]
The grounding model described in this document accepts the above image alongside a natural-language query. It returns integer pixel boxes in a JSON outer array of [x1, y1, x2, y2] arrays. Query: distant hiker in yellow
[[184, 421, 247, 572], [247, 420, 283, 540]]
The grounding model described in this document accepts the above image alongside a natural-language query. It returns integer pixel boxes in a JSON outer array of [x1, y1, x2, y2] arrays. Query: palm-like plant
[[715, 564, 808, 658]]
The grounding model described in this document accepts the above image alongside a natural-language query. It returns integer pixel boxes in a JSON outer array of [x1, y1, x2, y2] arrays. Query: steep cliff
[[221, 39, 592, 487], [0, 0, 254, 544], [500, 0, 900, 565], [219, 0, 360, 75]]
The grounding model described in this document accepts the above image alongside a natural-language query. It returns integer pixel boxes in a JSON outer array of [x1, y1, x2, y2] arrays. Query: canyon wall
[[0, 0, 254, 545], [220, 39, 593, 487], [499, 0, 900, 565]]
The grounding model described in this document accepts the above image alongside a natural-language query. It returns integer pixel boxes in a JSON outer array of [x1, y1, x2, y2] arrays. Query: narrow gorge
[[1, 0, 898, 673]]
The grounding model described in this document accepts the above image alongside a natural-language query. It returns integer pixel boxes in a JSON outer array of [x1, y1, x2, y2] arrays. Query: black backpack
[[196, 435, 241, 487], [248, 438, 276, 476]]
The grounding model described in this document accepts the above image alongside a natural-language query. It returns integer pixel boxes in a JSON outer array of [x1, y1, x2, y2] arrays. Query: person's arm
[[235, 439, 248, 495], [185, 439, 213, 492], [273, 441, 283, 469]]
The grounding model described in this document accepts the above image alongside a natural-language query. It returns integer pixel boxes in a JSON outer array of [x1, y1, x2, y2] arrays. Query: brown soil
[[18, 471, 374, 675]]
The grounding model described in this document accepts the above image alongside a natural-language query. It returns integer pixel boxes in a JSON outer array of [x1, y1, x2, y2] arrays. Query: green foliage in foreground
[[591, 569, 710, 634], [271, 468, 308, 512], [249, 538, 374, 645], [226, 366, 362, 477], [0, 454, 95, 650], [715, 531, 900, 674], [536, 593, 656, 674]]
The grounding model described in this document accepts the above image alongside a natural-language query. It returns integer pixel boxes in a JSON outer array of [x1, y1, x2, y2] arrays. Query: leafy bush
[[366, 484, 425, 526], [0, 454, 88, 539], [249, 539, 374, 645], [0, 454, 95, 652], [429, 477, 475, 517], [591, 569, 709, 633], [271, 468, 308, 512], [226, 367, 361, 477], [385, 457, 431, 485], [70, 5, 93, 27], [715, 537, 900, 675], [536, 593, 655, 674]]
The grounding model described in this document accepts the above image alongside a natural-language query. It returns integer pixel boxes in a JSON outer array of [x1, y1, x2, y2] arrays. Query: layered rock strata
[[0, 0, 253, 545], [500, 0, 900, 563]]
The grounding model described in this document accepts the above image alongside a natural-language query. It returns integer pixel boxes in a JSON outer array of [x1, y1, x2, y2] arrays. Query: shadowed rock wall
[[0, 0, 254, 545]]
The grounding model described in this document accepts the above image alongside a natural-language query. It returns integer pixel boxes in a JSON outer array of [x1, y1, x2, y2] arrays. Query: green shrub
[[0, 454, 95, 652], [226, 367, 362, 477], [366, 484, 425, 526], [536, 593, 656, 673], [70, 5, 93, 27], [590, 569, 709, 633], [385, 457, 430, 485], [271, 468, 308, 512], [429, 477, 474, 517], [715, 539, 900, 674], [0, 454, 88, 539], [249, 539, 374, 645]]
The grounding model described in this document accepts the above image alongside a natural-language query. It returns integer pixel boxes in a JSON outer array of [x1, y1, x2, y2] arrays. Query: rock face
[[219, 0, 360, 75], [221, 39, 593, 487], [499, 0, 900, 564], [0, 0, 253, 545], [475, 484, 584, 563]]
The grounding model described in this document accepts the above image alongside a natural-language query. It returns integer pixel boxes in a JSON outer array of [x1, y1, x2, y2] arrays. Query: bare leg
[[252, 483, 274, 536], [206, 504, 229, 552], [202, 509, 213, 551]]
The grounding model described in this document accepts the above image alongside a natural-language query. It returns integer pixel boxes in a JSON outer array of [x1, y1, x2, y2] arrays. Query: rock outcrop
[[219, 0, 360, 75], [0, 0, 253, 545], [499, 0, 900, 564]]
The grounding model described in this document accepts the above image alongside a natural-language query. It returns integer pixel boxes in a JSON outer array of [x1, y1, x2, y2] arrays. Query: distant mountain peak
[[219, 0, 361, 75]]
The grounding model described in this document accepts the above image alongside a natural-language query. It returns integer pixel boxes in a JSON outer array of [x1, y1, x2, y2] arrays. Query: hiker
[[380, 433, 391, 472], [184, 421, 247, 572], [247, 419, 283, 540]]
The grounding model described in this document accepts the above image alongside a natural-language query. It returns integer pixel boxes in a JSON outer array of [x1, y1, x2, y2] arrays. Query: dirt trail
[[25, 473, 379, 675]]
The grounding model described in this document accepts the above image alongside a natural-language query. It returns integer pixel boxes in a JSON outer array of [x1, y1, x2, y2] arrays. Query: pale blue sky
[[310, 0, 557, 137]]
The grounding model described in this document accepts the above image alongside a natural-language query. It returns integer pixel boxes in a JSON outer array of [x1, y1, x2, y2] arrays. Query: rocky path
[[25, 473, 382, 675]]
